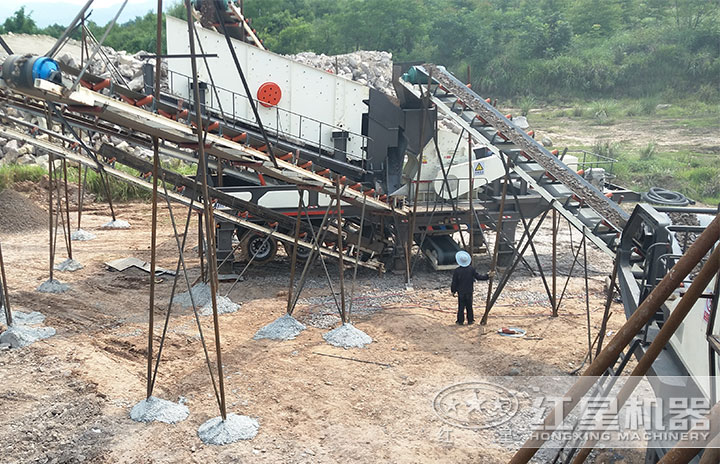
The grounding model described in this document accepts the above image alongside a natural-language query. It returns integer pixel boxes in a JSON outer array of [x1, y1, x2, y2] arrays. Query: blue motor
[[2, 54, 62, 89]]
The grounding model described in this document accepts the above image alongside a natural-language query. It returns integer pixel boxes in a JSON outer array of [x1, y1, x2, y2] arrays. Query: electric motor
[[1, 54, 61, 89]]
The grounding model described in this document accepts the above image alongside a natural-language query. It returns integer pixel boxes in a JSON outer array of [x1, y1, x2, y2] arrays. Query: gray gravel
[[129, 396, 189, 424], [0, 325, 56, 348], [0, 310, 45, 326], [37, 279, 70, 293], [174, 282, 211, 308], [253, 314, 306, 340], [323, 323, 372, 348], [54, 258, 84, 272], [197, 413, 259, 445], [175, 283, 240, 315], [199, 295, 240, 316], [71, 229, 96, 241], [100, 219, 130, 229]]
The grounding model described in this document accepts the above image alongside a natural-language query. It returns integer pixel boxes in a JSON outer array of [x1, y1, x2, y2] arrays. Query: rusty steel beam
[[510, 213, 719, 463], [656, 400, 720, 464], [571, 244, 720, 462]]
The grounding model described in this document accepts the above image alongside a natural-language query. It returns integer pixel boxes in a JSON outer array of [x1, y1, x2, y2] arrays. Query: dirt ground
[[526, 108, 720, 155], [0, 189, 646, 464]]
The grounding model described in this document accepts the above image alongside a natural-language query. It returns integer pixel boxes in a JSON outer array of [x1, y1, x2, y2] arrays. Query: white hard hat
[[455, 250, 471, 267]]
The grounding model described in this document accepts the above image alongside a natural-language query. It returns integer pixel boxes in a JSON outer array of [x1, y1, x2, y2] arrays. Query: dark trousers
[[457, 292, 474, 324]]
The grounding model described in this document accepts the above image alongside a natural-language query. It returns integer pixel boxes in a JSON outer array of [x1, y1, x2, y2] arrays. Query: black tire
[[282, 241, 312, 261], [241, 233, 278, 264]]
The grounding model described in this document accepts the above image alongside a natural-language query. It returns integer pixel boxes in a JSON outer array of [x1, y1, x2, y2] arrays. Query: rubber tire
[[282, 242, 312, 261], [241, 233, 278, 264]]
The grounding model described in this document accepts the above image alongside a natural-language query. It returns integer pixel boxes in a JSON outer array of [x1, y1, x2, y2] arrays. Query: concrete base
[[253, 314, 306, 341], [54, 258, 84, 272], [1, 310, 45, 326], [71, 229, 96, 241], [0, 325, 55, 348], [199, 296, 240, 316], [130, 396, 189, 424], [197, 413, 259, 445], [37, 279, 69, 294], [100, 219, 130, 229], [323, 323, 372, 348]]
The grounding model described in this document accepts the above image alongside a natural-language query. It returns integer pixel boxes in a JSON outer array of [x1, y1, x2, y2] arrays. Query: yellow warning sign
[[473, 160, 485, 177]]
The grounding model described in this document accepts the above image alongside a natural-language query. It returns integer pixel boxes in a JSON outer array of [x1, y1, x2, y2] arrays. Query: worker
[[451, 250, 491, 325]]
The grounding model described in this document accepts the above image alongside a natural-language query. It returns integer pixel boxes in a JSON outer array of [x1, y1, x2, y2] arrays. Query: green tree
[[1, 6, 38, 34]]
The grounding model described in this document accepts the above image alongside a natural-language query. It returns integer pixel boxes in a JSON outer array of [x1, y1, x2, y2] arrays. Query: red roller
[[256, 82, 282, 108], [135, 95, 153, 107]]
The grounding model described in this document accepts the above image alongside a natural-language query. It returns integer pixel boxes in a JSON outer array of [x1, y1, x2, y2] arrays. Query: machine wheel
[[241, 232, 278, 264], [282, 242, 312, 261]]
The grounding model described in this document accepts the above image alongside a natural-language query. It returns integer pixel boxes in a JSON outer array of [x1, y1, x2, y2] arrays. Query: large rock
[[116, 51, 137, 68], [128, 75, 145, 92], [16, 154, 35, 165], [4, 139, 18, 154]]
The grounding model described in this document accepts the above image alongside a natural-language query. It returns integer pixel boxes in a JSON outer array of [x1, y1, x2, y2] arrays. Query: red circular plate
[[257, 82, 282, 108]]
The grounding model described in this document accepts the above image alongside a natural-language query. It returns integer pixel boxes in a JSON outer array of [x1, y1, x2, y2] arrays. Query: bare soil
[[526, 109, 720, 154], [0, 192, 644, 463]]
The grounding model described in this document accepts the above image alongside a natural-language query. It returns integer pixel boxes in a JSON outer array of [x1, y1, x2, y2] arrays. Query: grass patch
[[0, 164, 46, 192], [1, 156, 198, 202], [517, 95, 536, 117], [611, 147, 720, 205], [65, 164, 153, 202]]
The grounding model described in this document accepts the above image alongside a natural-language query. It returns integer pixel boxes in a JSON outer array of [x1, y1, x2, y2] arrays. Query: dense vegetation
[[2, 0, 718, 100], [1, 1, 718, 203]]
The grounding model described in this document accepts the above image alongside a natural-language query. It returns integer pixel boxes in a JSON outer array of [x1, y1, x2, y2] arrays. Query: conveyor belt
[[399, 64, 630, 256], [0, 125, 384, 271]]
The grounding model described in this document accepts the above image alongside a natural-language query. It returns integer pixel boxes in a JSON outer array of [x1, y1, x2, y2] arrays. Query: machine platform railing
[[165, 69, 370, 162]]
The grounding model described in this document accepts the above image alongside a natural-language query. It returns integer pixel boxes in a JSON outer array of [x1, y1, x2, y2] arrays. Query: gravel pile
[[285, 50, 394, 97], [323, 323, 372, 348], [197, 413, 259, 445], [0, 325, 56, 348], [100, 219, 131, 229], [199, 295, 240, 316], [0, 189, 47, 233], [0, 310, 45, 326], [71, 229, 96, 241], [174, 282, 213, 308], [54, 258, 84, 272], [129, 396, 189, 424], [174, 282, 240, 315], [505, 290, 552, 308], [0, 309, 55, 348], [37, 279, 70, 294], [253, 314, 306, 340], [55, 47, 167, 93]]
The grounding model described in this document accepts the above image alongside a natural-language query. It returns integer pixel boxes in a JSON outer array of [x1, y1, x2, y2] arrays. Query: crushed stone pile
[[253, 314, 307, 340], [100, 219, 131, 229], [37, 279, 69, 294], [130, 396, 189, 424], [285, 50, 394, 97], [1, 310, 45, 326], [0, 189, 47, 233], [199, 295, 240, 316], [54, 258, 84, 272], [197, 413, 259, 445], [174, 282, 212, 307], [0, 325, 56, 348], [0, 309, 56, 348], [323, 323, 372, 348], [71, 229, 96, 241], [174, 282, 240, 315]]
